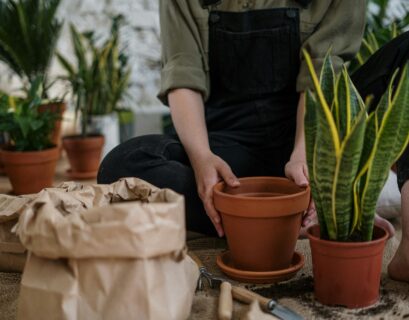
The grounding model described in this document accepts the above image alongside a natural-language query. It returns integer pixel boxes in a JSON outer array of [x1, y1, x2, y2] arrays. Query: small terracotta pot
[[62, 135, 104, 178], [307, 225, 388, 308], [38, 102, 66, 148], [1, 147, 59, 195], [213, 177, 310, 272]]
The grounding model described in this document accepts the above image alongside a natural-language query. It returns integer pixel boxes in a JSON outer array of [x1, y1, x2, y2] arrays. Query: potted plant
[[0, 0, 65, 148], [57, 15, 131, 169], [303, 50, 409, 308], [0, 78, 59, 195]]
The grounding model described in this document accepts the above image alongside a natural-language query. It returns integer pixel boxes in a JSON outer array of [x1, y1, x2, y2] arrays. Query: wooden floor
[[0, 155, 97, 195]]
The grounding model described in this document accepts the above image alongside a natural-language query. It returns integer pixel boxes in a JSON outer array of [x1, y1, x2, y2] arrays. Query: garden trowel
[[189, 252, 303, 320]]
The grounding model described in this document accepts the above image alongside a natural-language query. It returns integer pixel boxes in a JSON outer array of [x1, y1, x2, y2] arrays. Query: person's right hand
[[191, 152, 240, 237]]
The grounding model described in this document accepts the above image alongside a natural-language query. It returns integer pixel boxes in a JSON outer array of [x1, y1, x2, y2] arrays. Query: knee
[[97, 135, 177, 184]]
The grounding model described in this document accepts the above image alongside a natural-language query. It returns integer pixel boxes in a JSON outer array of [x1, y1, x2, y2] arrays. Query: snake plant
[[57, 16, 131, 137], [304, 50, 409, 242]]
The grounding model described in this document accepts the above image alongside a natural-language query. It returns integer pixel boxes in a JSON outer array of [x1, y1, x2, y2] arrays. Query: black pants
[[97, 133, 294, 236]]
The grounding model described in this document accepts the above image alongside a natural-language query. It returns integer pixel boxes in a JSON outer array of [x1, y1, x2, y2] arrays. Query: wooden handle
[[188, 252, 205, 269], [231, 286, 270, 311], [218, 282, 233, 320]]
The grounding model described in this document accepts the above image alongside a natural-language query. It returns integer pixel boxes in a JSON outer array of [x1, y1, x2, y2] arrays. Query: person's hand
[[285, 159, 309, 187], [285, 157, 317, 236], [191, 152, 240, 237]]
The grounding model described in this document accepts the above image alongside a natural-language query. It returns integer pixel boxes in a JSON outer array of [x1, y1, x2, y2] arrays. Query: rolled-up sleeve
[[158, 0, 208, 105], [296, 0, 366, 92]]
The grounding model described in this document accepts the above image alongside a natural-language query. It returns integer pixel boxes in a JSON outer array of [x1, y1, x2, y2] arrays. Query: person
[[97, 0, 404, 277]]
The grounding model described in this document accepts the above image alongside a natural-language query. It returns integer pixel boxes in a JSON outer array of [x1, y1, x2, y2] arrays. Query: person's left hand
[[285, 158, 317, 237]]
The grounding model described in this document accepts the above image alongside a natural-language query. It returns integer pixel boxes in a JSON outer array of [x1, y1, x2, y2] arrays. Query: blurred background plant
[[0, 0, 63, 99], [350, 0, 409, 72], [0, 76, 57, 151], [57, 15, 132, 137]]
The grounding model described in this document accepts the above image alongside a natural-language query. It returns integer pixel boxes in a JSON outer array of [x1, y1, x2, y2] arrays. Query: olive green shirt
[[158, 0, 366, 105]]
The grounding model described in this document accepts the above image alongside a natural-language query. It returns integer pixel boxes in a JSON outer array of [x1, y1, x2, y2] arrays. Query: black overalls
[[98, 4, 409, 236], [98, 7, 301, 236]]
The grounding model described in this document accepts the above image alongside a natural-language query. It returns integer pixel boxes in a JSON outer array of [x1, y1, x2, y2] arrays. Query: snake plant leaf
[[55, 53, 75, 77], [375, 70, 398, 127], [70, 24, 88, 80], [305, 90, 327, 238], [337, 68, 365, 141], [320, 51, 335, 108], [351, 111, 376, 234], [360, 64, 409, 240], [303, 49, 340, 239], [332, 107, 367, 240]]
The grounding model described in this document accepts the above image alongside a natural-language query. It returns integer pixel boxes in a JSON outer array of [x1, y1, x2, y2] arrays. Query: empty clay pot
[[307, 225, 388, 308], [1, 147, 59, 195], [213, 177, 310, 272], [62, 135, 104, 178]]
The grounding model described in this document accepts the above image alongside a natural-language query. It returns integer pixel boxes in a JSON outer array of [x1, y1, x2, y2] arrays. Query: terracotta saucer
[[66, 169, 98, 180], [216, 251, 304, 284]]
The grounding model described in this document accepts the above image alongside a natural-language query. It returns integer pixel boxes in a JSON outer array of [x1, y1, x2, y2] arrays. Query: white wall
[[0, 0, 162, 108]]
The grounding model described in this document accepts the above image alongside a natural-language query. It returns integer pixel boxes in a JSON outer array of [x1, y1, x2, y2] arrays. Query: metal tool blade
[[268, 300, 304, 320]]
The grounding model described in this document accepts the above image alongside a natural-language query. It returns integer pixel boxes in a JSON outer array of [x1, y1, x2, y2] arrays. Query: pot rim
[[213, 176, 310, 201], [63, 134, 104, 141], [307, 224, 389, 247], [0, 146, 59, 156]]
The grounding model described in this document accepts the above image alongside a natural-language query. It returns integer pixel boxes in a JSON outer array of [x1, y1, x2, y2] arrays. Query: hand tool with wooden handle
[[189, 252, 303, 320], [218, 282, 233, 320], [231, 286, 303, 320]]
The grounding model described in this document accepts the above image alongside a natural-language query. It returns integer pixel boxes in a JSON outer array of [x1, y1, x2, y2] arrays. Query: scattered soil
[[246, 276, 314, 300], [245, 277, 397, 319]]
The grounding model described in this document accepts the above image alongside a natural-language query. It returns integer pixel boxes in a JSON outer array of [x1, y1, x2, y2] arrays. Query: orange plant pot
[[62, 135, 104, 179], [307, 225, 388, 308], [213, 177, 310, 272], [1, 147, 59, 195]]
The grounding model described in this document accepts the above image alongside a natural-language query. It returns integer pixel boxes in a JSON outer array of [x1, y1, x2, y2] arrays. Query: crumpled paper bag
[[16, 178, 199, 320], [0, 194, 32, 272]]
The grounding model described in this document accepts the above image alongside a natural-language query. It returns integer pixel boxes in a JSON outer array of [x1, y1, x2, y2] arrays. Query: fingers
[[203, 196, 224, 237], [198, 179, 225, 237], [216, 160, 240, 187], [292, 166, 309, 187], [285, 162, 309, 187], [302, 200, 317, 227]]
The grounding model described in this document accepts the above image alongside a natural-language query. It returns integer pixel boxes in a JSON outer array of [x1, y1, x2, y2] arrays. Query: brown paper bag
[[16, 178, 199, 320], [0, 194, 31, 272]]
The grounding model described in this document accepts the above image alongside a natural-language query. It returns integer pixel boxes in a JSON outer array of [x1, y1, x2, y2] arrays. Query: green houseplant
[[0, 0, 66, 147], [57, 17, 131, 178], [0, 78, 59, 194], [303, 50, 409, 308]]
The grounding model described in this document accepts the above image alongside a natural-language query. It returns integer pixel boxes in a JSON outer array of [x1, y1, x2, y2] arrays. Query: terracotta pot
[[1, 147, 59, 195], [62, 135, 104, 178], [0, 146, 5, 176], [213, 177, 310, 272], [307, 225, 388, 308], [38, 102, 66, 148]]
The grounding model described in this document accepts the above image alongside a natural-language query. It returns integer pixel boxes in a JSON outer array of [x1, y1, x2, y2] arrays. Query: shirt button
[[286, 10, 297, 18], [210, 13, 220, 23]]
